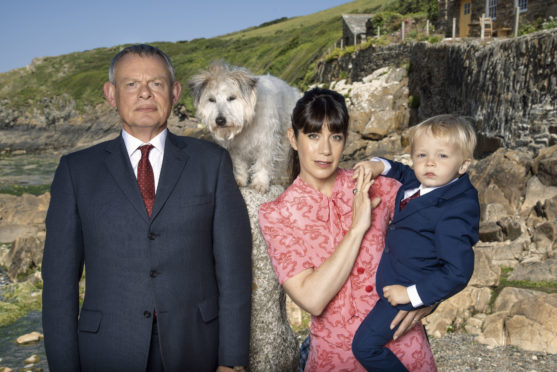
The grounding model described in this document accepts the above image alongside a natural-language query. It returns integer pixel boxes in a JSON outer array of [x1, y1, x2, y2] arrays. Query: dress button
[[357, 267, 365, 274], [365, 285, 374, 293], [150, 270, 158, 278], [144, 311, 151, 318]]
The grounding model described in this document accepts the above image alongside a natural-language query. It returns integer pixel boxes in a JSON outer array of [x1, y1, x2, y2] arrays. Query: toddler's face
[[411, 132, 470, 188]]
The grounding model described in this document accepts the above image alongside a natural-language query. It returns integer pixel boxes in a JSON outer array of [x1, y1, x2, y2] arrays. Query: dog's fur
[[189, 61, 300, 192]]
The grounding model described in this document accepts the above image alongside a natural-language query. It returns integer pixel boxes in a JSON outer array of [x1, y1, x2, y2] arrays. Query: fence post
[[377, 25, 380, 38], [402, 21, 405, 41], [426, 19, 430, 36], [452, 17, 456, 38], [480, 14, 485, 40], [514, 7, 520, 37]]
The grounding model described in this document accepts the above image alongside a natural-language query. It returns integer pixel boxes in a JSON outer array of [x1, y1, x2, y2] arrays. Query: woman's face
[[288, 125, 345, 193]]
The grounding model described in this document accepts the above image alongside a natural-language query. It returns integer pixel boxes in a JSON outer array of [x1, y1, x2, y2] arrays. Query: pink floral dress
[[258, 169, 437, 372]]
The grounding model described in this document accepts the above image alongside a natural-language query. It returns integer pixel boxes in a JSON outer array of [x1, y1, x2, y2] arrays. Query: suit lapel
[[392, 175, 474, 223], [151, 132, 189, 220], [104, 136, 150, 223]]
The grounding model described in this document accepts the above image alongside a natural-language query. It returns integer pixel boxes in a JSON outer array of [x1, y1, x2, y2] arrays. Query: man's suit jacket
[[375, 160, 479, 309], [42, 132, 252, 372]]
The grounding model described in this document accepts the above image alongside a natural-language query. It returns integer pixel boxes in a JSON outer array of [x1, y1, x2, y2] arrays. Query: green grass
[[0, 184, 51, 196], [0, 280, 43, 327], [488, 267, 557, 312], [0, 0, 395, 114]]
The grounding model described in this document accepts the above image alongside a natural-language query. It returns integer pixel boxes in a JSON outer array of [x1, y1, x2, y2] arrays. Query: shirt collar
[[418, 176, 460, 196], [122, 129, 167, 157]]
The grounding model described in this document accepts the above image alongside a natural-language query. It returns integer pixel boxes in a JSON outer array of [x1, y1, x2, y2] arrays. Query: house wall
[[437, 0, 557, 36]]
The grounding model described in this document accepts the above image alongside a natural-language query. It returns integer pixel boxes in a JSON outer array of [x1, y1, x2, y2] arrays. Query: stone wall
[[317, 28, 557, 156]]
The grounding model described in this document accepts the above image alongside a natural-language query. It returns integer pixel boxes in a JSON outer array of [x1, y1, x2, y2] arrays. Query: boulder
[[497, 217, 522, 241], [473, 240, 527, 268], [240, 186, 298, 372], [479, 221, 503, 242], [507, 258, 557, 282], [521, 176, 557, 217], [505, 294, 557, 353], [0, 193, 50, 226], [493, 287, 545, 312], [469, 248, 500, 287], [3, 233, 45, 282], [532, 144, 557, 187], [469, 148, 531, 213], [480, 202, 510, 223], [537, 195, 557, 221], [476, 311, 508, 347], [530, 222, 557, 257], [15, 332, 43, 345], [423, 286, 491, 338], [23, 355, 40, 364]]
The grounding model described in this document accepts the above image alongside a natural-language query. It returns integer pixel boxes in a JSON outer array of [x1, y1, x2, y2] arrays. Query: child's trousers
[[352, 298, 410, 372]]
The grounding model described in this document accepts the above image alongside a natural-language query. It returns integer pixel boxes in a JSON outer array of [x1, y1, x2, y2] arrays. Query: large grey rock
[[521, 176, 557, 217], [3, 233, 45, 282], [423, 286, 492, 338], [0, 193, 49, 226], [469, 148, 531, 213], [469, 248, 500, 287], [507, 258, 557, 282], [505, 294, 557, 353], [533, 145, 557, 187], [473, 240, 527, 268], [493, 287, 545, 312], [240, 186, 298, 372], [530, 222, 557, 257]]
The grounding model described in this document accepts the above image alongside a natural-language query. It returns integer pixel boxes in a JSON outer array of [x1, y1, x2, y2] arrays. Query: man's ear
[[171, 81, 182, 105], [287, 128, 298, 151], [103, 82, 117, 108], [459, 158, 472, 174]]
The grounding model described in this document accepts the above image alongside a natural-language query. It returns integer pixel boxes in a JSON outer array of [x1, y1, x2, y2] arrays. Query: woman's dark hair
[[289, 87, 349, 183]]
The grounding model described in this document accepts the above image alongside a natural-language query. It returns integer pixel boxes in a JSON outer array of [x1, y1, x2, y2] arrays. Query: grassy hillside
[[0, 0, 393, 113]]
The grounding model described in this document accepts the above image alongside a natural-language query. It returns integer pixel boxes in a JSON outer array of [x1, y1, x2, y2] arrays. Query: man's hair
[[410, 114, 477, 159], [108, 44, 175, 84]]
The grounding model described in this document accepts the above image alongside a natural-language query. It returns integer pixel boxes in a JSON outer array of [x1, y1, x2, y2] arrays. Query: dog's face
[[189, 62, 257, 142]]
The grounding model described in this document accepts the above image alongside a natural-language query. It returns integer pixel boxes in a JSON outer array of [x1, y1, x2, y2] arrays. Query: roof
[[342, 14, 373, 35]]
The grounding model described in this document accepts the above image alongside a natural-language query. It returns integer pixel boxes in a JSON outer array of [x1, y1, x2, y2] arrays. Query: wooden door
[[460, 1, 472, 37]]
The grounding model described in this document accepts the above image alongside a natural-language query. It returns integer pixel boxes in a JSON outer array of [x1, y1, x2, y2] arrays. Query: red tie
[[400, 189, 420, 211], [137, 145, 155, 217]]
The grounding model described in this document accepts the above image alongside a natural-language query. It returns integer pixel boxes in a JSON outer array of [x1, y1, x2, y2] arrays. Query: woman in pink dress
[[258, 88, 437, 372]]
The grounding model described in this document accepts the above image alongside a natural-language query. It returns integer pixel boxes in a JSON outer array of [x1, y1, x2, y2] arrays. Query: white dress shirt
[[372, 157, 458, 308], [122, 129, 166, 193]]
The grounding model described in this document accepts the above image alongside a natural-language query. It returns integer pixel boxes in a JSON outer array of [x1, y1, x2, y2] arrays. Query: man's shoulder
[[62, 136, 120, 163]]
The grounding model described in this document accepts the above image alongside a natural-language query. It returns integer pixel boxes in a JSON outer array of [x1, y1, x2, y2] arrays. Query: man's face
[[104, 53, 181, 137]]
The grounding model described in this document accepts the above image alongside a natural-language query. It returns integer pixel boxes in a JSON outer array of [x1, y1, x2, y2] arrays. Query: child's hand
[[383, 285, 410, 306], [353, 161, 384, 181]]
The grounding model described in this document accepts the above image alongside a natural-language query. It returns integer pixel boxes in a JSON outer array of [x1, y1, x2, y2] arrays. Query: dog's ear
[[188, 72, 209, 106], [229, 69, 258, 102]]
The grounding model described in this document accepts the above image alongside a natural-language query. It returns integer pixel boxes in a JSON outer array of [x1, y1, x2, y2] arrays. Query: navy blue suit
[[353, 159, 479, 372], [42, 132, 252, 372]]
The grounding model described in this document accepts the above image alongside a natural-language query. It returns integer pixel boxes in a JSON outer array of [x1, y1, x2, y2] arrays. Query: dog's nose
[[215, 116, 227, 127]]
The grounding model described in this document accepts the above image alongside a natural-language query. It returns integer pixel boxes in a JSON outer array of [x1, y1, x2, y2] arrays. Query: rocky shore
[[1, 60, 556, 370]]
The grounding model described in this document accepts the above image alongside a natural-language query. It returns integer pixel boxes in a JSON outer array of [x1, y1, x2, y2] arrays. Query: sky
[[0, 0, 351, 73]]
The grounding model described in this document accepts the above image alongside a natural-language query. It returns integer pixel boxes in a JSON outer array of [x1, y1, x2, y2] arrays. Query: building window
[[517, 0, 528, 12], [488, 0, 497, 19], [464, 3, 471, 15]]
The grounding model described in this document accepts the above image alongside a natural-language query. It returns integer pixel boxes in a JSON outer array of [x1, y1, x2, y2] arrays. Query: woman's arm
[[282, 169, 380, 316]]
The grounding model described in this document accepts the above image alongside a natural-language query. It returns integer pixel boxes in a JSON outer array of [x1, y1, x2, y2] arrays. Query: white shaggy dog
[[189, 61, 300, 193]]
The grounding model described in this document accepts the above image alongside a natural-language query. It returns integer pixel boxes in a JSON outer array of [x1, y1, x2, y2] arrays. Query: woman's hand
[[390, 305, 435, 340], [351, 168, 381, 235], [353, 160, 385, 180]]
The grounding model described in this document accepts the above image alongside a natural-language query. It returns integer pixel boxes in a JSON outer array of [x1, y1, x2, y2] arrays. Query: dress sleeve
[[258, 203, 315, 285]]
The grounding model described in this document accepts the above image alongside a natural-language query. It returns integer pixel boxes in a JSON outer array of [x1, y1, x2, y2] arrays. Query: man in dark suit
[[352, 115, 480, 371], [42, 44, 252, 372]]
